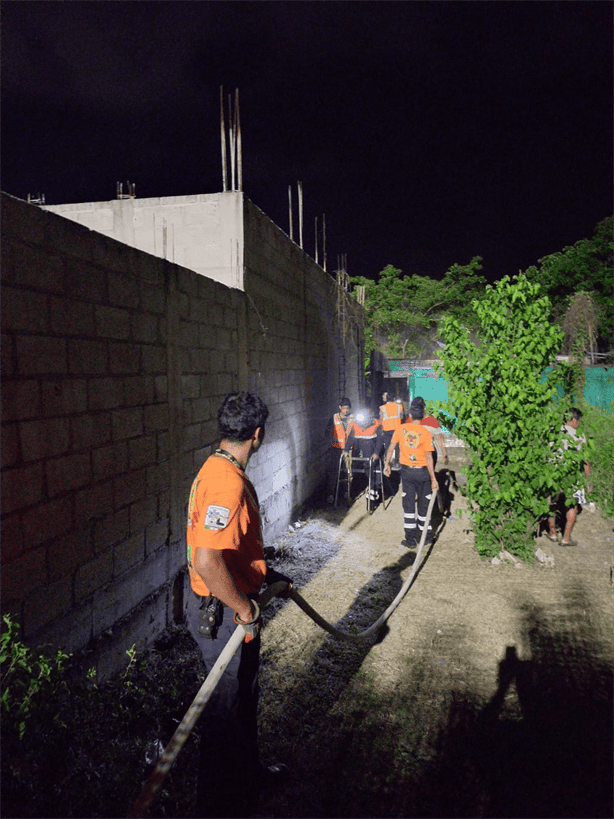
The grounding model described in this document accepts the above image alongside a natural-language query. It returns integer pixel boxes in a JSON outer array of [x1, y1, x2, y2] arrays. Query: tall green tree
[[434, 274, 589, 560], [525, 216, 613, 351], [351, 257, 486, 362]]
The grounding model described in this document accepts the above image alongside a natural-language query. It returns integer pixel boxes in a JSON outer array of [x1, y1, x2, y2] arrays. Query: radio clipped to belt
[[198, 595, 224, 639]]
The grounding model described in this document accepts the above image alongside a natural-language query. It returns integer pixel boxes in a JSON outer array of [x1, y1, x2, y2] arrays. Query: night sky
[[2, 1, 612, 283]]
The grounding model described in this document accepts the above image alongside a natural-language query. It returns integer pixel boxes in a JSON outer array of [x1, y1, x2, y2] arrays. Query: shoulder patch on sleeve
[[204, 505, 231, 530]]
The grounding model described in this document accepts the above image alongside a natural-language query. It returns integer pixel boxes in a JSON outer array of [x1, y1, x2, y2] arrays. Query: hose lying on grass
[[129, 487, 438, 818]]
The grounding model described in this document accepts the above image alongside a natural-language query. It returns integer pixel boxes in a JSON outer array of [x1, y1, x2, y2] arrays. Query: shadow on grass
[[416, 580, 613, 818], [257, 566, 613, 818]]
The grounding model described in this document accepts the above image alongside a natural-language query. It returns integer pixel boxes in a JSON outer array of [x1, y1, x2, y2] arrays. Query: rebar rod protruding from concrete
[[220, 86, 228, 192], [288, 185, 293, 241], [229, 93, 236, 191], [298, 181, 303, 249], [323, 213, 327, 271], [236, 88, 242, 192]]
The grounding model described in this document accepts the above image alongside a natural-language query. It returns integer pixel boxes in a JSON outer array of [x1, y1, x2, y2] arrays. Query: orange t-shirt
[[186, 453, 266, 597], [390, 422, 434, 467]]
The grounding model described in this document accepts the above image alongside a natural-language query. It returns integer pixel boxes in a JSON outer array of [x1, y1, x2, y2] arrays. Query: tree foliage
[[561, 291, 600, 362], [351, 257, 486, 361], [434, 274, 591, 560], [525, 216, 613, 352]]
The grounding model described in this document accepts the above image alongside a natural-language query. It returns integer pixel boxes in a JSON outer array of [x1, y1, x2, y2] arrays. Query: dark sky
[[2, 1, 612, 283]]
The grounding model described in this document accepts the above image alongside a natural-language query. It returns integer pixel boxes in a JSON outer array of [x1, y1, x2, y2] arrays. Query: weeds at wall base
[[1, 620, 204, 818]]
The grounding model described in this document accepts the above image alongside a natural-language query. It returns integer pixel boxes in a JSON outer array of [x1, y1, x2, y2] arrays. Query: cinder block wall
[[1, 192, 363, 676]]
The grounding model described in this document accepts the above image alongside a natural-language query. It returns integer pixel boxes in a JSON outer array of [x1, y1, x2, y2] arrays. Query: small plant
[[1, 624, 205, 818], [1, 613, 70, 739], [123, 643, 137, 677]]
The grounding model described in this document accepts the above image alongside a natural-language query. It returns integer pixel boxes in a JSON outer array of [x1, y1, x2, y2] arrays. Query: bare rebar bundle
[[116, 181, 136, 199], [220, 86, 242, 192]]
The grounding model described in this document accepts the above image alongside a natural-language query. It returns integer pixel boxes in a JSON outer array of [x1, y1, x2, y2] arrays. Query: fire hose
[[129, 487, 438, 817]]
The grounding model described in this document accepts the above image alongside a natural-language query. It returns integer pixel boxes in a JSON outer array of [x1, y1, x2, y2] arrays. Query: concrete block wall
[[242, 199, 364, 528], [1, 192, 364, 675], [2, 194, 184, 675]]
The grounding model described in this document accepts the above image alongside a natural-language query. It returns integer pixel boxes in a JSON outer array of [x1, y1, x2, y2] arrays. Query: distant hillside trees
[[353, 216, 613, 365], [525, 216, 613, 353], [350, 256, 486, 361]]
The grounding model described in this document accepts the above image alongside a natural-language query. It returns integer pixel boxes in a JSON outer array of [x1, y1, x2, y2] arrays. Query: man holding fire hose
[[186, 391, 292, 816]]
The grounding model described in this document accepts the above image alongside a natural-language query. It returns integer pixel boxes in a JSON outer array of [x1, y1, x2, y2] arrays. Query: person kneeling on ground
[[546, 407, 593, 547]]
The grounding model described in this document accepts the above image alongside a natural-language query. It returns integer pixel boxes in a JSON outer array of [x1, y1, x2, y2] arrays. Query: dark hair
[[569, 407, 583, 422], [409, 396, 425, 420], [339, 397, 352, 408], [218, 392, 269, 442]]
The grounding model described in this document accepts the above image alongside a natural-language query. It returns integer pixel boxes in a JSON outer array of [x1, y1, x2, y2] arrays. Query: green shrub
[[435, 275, 587, 561], [579, 402, 614, 517], [1, 613, 70, 739]]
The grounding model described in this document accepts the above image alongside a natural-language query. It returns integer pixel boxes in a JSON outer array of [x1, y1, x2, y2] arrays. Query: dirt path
[[256, 456, 614, 818]]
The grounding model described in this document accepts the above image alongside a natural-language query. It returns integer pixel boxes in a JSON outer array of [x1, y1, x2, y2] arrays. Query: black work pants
[[401, 465, 433, 546], [186, 591, 260, 817]]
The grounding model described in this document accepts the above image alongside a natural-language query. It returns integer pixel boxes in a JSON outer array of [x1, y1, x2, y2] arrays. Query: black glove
[[265, 567, 293, 598]]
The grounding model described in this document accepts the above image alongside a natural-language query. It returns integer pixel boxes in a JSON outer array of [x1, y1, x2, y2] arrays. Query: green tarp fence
[[401, 365, 614, 423]]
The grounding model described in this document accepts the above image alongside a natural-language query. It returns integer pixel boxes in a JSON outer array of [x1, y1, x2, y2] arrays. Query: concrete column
[[112, 199, 135, 247]]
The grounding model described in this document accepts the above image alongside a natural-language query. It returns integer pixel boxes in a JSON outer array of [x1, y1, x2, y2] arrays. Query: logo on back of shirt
[[403, 429, 419, 448], [204, 505, 231, 530]]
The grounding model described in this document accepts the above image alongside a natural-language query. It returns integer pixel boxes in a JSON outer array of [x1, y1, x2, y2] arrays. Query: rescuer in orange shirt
[[379, 390, 403, 466], [324, 397, 354, 502], [345, 406, 384, 506], [384, 396, 438, 548], [186, 392, 292, 816]]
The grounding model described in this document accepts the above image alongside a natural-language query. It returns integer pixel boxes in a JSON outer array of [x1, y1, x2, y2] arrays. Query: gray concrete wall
[[1, 192, 363, 677], [44, 193, 245, 288]]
